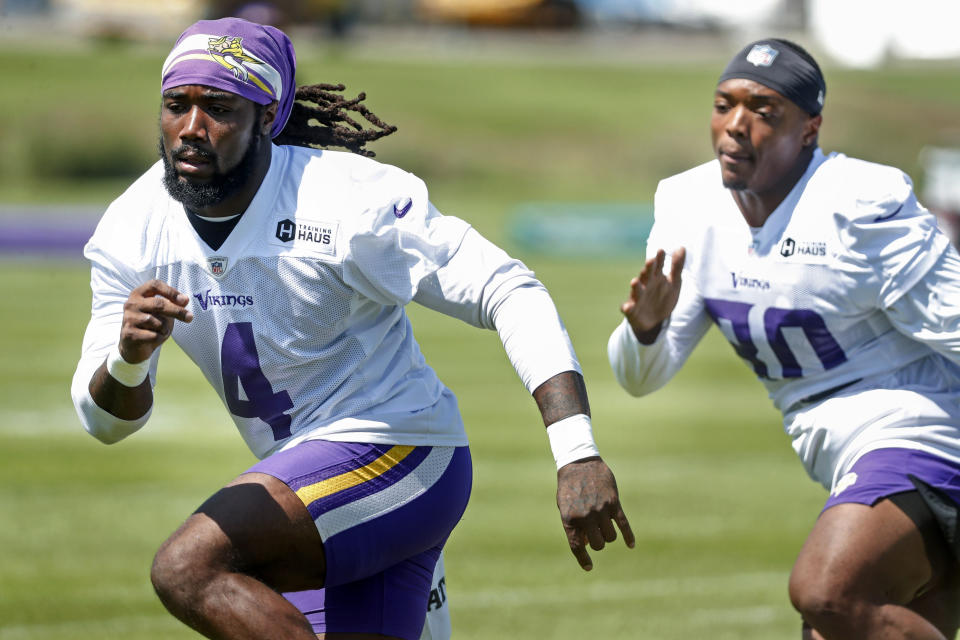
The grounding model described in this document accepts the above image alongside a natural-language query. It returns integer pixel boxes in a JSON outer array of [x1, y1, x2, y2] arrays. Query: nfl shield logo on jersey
[[207, 255, 229, 278], [746, 44, 778, 67]]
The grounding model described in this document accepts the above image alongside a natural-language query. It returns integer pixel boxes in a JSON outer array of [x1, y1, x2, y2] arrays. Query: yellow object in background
[[417, 0, 579, 28]]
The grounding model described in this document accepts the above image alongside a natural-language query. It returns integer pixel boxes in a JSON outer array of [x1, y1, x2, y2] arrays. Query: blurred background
[[3, 0, 960, 246], [2, 1, 960, 639]]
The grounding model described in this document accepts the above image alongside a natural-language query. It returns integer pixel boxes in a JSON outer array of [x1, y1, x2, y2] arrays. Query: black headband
[[718, 39, 826, 115]]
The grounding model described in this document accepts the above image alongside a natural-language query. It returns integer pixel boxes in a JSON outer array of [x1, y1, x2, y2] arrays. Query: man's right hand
[[620, 248, 685, 344], [88, 280, 192, 422], [119, 279, 193, 363]]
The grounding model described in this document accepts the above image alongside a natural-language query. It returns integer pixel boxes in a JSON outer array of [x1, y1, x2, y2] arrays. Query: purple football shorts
[[823, 447, 960, 511], [246, 440, 472, 639]]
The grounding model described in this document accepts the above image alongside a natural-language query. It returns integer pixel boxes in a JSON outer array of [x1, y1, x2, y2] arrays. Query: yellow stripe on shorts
[[294, 445, 416, 506]]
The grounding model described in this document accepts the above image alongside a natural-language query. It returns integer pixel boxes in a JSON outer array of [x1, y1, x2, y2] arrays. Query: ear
[[261, 101, 279, 136], [802, 114, 822, 147]]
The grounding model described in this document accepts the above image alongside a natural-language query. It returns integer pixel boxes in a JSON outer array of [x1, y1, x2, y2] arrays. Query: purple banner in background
[[0, 206, 100, 258]]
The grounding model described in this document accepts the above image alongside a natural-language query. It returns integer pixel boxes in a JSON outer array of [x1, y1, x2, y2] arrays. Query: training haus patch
[[270, 216, 339, 256]]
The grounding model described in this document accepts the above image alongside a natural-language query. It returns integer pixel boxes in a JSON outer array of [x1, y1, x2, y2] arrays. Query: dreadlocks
[[274, 83, 398, 157]]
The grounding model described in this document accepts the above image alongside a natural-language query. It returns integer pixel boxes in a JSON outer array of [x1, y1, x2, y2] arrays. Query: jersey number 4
[[221, 322, 293, 440], [704, 298, 847, 379]]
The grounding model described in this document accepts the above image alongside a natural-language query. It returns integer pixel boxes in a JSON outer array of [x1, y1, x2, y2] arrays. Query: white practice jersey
[[73, 144, 580, 458], [609, 148, 960, 486]]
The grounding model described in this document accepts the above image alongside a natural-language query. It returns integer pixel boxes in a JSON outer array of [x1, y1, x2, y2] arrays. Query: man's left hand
[[556, 457, 634, 571]]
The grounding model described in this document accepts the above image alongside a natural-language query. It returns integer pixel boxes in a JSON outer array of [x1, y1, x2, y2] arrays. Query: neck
[[193, 143, 273, 219], [733, 147, 814, 228]]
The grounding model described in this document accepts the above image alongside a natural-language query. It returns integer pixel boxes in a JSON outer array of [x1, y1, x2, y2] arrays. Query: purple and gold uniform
[[257, 442, 470, 639], [72, 18, 586, 638], [72, 142, 582, 636]]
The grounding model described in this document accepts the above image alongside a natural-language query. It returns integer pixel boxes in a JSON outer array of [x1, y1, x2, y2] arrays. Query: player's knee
[[151, 542, 191, 604], [789, 569, 863, 637], [790, 583, 845, 629], [150, 535, 216, 606]]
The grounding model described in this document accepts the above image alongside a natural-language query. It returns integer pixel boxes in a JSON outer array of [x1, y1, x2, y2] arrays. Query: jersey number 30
[[221, 322, 293, 440], [704, 298, 847, 379]]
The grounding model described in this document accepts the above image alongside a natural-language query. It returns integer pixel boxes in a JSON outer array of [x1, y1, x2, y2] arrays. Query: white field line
[[446, 570, 786, 609], [0, 615, 179, 639], [687, 604, 780, 626], [0, 404, 232, 439], [0, 572, 789, 637]]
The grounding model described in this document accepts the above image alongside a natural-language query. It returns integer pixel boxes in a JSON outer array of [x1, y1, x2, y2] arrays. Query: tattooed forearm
[[532, 371, 591, 427]]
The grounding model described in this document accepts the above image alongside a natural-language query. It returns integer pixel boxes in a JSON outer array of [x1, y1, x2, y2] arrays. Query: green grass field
[[1, 32, 959, 639]]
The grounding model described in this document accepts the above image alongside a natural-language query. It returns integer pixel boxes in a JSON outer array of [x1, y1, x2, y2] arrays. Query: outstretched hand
[[120, 279, 193, 363], [620, 248, 686, 344], [557, 457, 634, 571]]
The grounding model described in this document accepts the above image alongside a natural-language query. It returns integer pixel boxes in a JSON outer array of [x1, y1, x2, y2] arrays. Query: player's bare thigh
[[802, 575, 960, 640], [157, 471, 328, 591], [790, 498, 958, 637]]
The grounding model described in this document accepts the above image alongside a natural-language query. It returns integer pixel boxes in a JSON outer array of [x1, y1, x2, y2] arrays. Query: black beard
[[159, 131, 263, 211]]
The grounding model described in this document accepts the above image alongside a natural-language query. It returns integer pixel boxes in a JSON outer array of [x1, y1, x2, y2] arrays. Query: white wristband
[[105, 343, 150, 387], [546, 414, 600, 470]]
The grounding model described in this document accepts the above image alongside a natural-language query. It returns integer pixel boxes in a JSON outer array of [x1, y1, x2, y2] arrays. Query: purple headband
[[161, 17, 296, 138]]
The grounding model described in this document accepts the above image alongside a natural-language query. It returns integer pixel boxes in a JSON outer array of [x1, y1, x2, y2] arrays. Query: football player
[[609, 38, 960, 639], [71, 17, 633, 640]]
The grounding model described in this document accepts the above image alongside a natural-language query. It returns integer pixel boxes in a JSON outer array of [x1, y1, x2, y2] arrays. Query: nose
[[179, 105, 208, 142], [725, 104, 749, 139]]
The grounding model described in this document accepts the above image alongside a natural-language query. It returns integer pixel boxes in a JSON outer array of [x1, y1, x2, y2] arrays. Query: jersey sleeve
[[883, 244, 960, 366], [833, 167, 952, 308], [413, 227, 580, 394], [342, 173, 472, 306], [70, 222, 160, 444], [607, 179, 713, 396]]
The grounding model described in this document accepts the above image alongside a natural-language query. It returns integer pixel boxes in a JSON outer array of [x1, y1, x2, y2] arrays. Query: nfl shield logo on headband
[[746, 44, 779, 67]]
